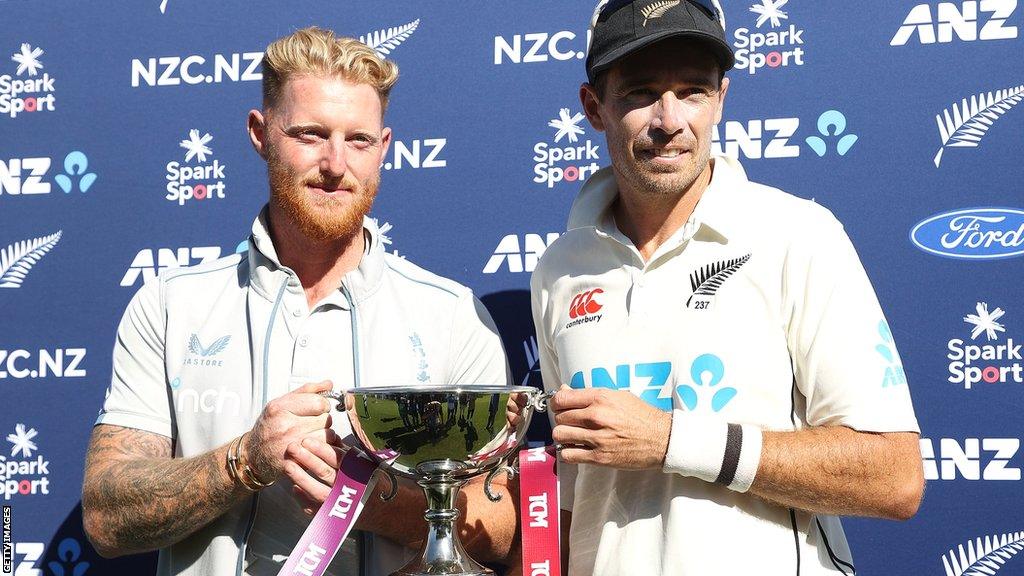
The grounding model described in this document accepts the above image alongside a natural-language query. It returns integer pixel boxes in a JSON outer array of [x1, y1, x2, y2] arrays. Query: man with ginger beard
[[82, 27, 513, 576]]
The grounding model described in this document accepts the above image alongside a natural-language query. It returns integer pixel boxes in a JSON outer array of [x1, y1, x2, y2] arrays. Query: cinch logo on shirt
[[565, 288, 603, 329]]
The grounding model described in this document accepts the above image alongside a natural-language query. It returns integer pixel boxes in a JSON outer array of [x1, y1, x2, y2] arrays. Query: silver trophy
[[327, 385, 550, 576]]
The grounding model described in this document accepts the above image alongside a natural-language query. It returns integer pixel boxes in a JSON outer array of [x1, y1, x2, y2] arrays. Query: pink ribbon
[[519, 445, 561, 576], [276, 449, 377, 576]]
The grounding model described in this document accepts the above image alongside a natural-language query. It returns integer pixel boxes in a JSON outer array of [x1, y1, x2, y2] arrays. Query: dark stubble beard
[[266, 145, 379, 243]]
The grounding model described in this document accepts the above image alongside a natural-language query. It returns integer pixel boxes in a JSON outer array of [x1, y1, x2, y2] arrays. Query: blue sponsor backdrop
[[1, 1, 1023, 574]]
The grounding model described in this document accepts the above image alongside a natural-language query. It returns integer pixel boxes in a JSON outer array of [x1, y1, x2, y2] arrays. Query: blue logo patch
[[569, 361, 673, 411], [910, 208, 1024, 260], [188, 334, 231, 357], [805, 110, 858, 157], [876, 321, 907, 388], [677, 354, 737, 412]]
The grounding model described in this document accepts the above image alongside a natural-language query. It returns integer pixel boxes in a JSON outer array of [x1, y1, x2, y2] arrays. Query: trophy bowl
[[334, 385, 549, 576]]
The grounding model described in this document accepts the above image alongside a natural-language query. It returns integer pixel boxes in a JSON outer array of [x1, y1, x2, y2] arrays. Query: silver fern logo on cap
[[641, 0, 681, 26], [0, 231, 62, 289], [360, 19, 421, 58]]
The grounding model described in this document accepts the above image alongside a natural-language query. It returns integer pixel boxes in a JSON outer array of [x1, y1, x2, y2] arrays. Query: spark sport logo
[[165, 129, 226, 206], [732, 1, 807, 75], [533, 108, 601, 189], [0, 43, 56, 119], [946, 302, 1023, 390], [0, 424, 51, 500]]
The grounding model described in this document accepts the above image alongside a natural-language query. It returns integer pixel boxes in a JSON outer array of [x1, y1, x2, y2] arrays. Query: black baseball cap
[[586, 0, 735, 84]]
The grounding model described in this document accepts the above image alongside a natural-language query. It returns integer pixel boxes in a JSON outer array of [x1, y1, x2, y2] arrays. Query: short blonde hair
[[261, 26, 399, 110]]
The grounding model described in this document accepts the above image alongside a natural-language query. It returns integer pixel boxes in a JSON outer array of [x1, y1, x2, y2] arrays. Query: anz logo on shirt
[[568, 354, 737, 413]]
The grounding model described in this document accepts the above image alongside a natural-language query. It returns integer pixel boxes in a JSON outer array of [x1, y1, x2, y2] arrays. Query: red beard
[[266, 147, 379, 243]]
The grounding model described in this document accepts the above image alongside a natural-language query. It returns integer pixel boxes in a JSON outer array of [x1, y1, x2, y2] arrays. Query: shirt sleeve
[[445, 291, 511, 387], [784, 208, 919, 434], [95, 276, 174, 438], [531, 267, 578, 512]]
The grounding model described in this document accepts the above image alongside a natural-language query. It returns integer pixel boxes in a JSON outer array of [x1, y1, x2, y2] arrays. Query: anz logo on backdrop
[[482, 233, 560, 274], [121, 246, 223, 287], [890, 0, 1018, 45], [132, 19, 421, 87], [920, 437, 1021, 480], [0, 151, 97, 196], [711, 109, 858, 159]]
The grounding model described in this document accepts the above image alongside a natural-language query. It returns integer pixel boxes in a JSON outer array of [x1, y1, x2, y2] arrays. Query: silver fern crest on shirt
[[687, 254, 751, 308], [641, 0, 680, 26], [188, 334, 231, 357]]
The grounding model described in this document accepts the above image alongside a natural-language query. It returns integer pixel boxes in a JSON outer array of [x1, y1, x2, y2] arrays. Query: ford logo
[[910, 208, 1024, 259]]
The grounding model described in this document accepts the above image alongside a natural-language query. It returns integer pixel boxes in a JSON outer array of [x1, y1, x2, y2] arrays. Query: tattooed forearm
[[82, 425, 249, 557]]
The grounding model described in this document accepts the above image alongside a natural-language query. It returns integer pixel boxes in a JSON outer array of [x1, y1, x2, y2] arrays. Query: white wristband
[[662, 411, 762, 493]]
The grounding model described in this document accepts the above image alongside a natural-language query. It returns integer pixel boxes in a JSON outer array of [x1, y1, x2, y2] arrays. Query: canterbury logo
[[569, 289, 604, 319], [687, 254, 751, 307], [188, 334, 231, 357], [641, 0, 680, 26]]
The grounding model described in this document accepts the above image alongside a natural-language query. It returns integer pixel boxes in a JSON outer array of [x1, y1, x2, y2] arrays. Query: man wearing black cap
[[530, 1, 924, 574]]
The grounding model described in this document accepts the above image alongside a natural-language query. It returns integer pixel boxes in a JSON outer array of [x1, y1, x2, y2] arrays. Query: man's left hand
[[284, 434, 344, 515], [549, 385, 671, 470]]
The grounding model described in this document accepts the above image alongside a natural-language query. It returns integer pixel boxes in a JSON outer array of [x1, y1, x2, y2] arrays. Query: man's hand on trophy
[[243, 380, 338, 487], [550, 385, 671, 470], [284, 431, 346, 516]]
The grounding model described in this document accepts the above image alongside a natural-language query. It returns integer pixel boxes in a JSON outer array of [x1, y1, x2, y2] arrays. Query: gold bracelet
[[226, 434, 259, 492], [236, 432, 275, 490]]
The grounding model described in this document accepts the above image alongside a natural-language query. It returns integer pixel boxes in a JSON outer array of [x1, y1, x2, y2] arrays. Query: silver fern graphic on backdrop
[[941, 531, 1024, 576], [360, 19, 421, 59], [0, 231, 62, 289], [934, 85, 1024, 167], [641, 0, 680, 26]]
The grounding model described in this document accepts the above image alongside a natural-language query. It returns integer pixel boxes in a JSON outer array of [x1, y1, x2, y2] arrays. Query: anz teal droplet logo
[[678, 354, 737, 412], [876, 320, 907, 388], [567, 353, 738, 413]]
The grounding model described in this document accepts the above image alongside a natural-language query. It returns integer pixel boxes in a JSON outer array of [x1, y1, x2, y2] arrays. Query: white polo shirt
[[97, 209, 510, 576], [530, 156, 919, 576]]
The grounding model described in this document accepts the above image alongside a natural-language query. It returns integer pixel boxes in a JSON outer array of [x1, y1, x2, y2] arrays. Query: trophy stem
[[391, 476, 492, 576]]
